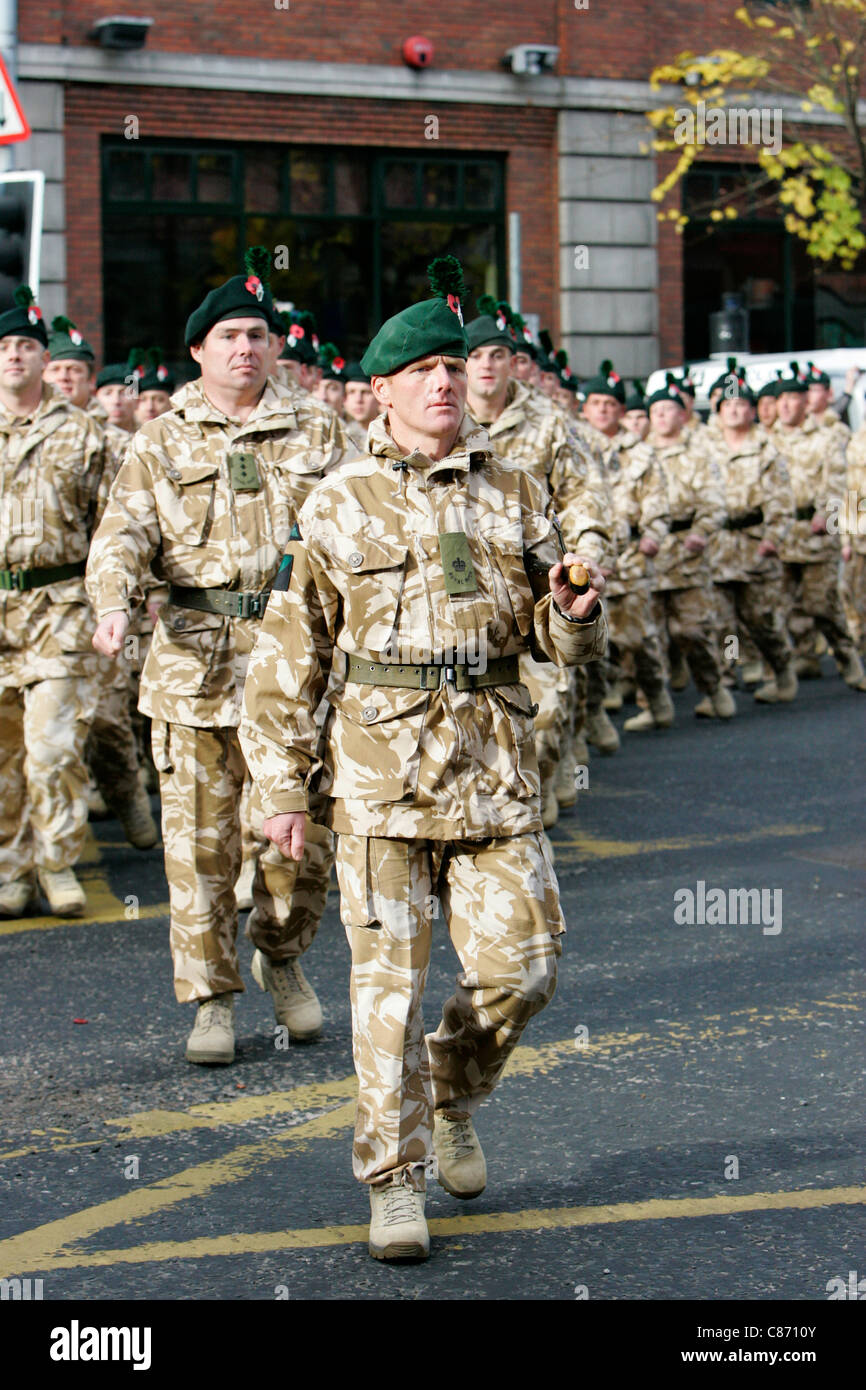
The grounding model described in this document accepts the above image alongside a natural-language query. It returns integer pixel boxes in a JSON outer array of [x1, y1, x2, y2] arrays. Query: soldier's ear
[[370, 375, 392, 409]]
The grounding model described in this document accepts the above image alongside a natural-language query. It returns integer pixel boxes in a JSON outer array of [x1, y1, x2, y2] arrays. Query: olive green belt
[[168, 584, 271, 619], [0, 558, 87, 592], [346, 653, 519, 691]]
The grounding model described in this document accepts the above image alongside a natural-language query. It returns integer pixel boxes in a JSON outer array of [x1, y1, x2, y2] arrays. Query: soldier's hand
[[843, 543, 853, 562], [810, 514, 827, 535], [638, 535, 659, 557], [549, 554, 605, 619], [683, 532, 707, 553], [757, 539, 778, 557], [93, 610, 130, 657], [146, 597, 164, 625], [263, 812, 306, 862]]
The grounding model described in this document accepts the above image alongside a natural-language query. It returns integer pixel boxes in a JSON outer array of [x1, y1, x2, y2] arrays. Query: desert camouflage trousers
[[335, 830, 563, 1187], [519, 653, 577, 802], [151, 720, 335, 1003], [841, 552, 866, 654], [783, 559, 858, 669], [0, 671, 100, 882], [651, 586, 723, 695], [86, 655, 143, 812], [605, 588, 666, 699], [713, 574, 793, 676]]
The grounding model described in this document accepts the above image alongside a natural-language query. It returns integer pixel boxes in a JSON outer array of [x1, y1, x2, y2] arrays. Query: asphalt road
[[1, 660, 864, 1327]]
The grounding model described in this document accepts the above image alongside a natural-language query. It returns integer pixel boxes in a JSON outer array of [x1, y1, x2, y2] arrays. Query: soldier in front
[[239, 259, 606, 1262]]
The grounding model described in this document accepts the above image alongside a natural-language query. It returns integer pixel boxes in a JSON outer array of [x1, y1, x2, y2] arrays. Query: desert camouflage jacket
[[86, 376, 353, 726], [692, 425, 793, 584], [0, 384, 109, 681], [772, 415, 847, 564], [583, 423, 670, 596], [239, 412, 607, 840], [646, 431, 726, 592], [845, 427, 866, 556], [469, 379, 611, 563]]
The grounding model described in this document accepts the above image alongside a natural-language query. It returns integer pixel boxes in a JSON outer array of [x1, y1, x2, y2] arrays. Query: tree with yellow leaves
[[647, 0, 866, 269]]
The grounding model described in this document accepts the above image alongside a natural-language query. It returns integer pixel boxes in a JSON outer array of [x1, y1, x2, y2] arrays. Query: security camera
[[504, 45, 559, 76], [90, 17, 154, 50]]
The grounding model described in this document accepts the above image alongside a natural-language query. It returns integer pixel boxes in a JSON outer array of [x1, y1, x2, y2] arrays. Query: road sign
[[0, 56, 31, 146]]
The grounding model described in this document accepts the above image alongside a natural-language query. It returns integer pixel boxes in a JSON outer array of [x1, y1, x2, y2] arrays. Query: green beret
[[805, 361, 830, 389], [0, 286, 48, 347], [582, 359, 626, 404], [713, 372, 755, 409], [184, 247, 276, 347], [361, 256, 468, 377], [554, 348, 578, 393], [280, 310, 319, 366], [625, 380, 648, 413], [318, 342, 347, 381], [465, 295, 515, 353], [510, 312, 537, 359], [48, 315, 94, 363], [709, 357, 741, 397], [96, 348, 146, 391], [139, 346, 176, 395], [757, 377, 781, 400], [537, 330, 557, 375], [775, 360, 808, 395], [343, 360, 370, 384], [646, 381, 685, 410]]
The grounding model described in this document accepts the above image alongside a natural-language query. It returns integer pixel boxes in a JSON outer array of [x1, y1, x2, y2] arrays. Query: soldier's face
[[268, 333, 286, 371], [372, 354, 467, 444], [43, 358, 94, 408], [344, 381, 378, 424], [583, 393, 622, 436], [757, 395, 778, 427], [511, 351, 534, 381], [647, 401, 682, 439], [718, 396, 754, 429], [625, 408, 651, 439], [776, 391, 808, 427], [807, 383, 831, 415], [0, 335, 49, 394], [539, 370, 559, 398], [280, 356, 303, 382], [135, 389, 172, 423], [190, 317, 270, 396], [467, 345, 512, 401], [96, 382, 137, 429], [298, 363, 319, 392], [315, 378, 345, 410]]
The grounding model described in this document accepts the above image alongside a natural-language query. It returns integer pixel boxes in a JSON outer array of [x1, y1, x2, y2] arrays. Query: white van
[[645, 348, 866, 431]]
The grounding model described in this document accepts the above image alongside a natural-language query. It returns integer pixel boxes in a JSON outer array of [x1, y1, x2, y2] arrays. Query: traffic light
[[0, 171, 44, 310]]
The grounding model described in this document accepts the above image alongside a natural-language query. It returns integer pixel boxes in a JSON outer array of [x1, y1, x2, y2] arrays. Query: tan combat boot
[[602, 682, 624, 711], [740, 660, 766, 687], [251, 950, 323, 1039], [840, 653, 866, 691], [0, 877, 36, 919], [669, 649, 690, 690], [755, 666, 798, 703], [795, 657, 823, 679], [712, 686, 736, 718], [186, 994, 235, 1065], [585, 708, 620, 754], [116, 782, 159, 850], [38, 867, 86, 917], [433, 1110, 487, 1199], [369, 1175, 429, 1261]]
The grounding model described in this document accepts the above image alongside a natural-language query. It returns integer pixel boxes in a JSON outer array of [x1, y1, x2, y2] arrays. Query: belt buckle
[[441, 665, 456, 686]]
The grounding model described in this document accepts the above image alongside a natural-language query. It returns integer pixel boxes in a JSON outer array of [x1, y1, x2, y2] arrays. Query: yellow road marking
[[553, 822, 823, 859], [5, 1184, 864, 1273], [2, 994, 857, 1160]]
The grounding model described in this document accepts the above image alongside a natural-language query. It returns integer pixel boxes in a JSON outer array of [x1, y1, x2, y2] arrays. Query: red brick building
[[10, 0, 865, 379]]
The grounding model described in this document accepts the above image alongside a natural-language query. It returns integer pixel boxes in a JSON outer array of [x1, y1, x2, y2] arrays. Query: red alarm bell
[[403, 36, 433, 69]]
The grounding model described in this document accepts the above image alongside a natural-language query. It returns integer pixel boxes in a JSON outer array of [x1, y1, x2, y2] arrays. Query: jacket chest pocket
[[475, 520, 535, 637], [158, 463, 218, 545], [332, 537, 409, 652]]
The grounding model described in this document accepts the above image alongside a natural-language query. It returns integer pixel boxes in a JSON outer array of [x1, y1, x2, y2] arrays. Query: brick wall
[[64, 85, 557, 363]]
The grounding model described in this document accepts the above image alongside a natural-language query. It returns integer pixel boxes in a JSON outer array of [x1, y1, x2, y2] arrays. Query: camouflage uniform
[[585, 424, 670, 703], [647, 431, 726, 695], [0, 385, 109, 885], [772, 415, 860, 673], [691, 425, 795, 675], [842, 427, 866, 653], [239, 413, 607, 1186], [468, 379, 610, 804], [86, 376, 351, 1002]]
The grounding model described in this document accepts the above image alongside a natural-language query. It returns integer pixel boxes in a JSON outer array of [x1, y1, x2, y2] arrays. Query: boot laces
[[440, 1115, 475, 1158], [196, 997, 232, 1031], [381, 1183, 421, 1227], [269, 959, 314, 1002]]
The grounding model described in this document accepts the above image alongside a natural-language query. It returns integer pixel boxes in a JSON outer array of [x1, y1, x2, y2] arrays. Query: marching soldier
[[240, 258, 607, 1262], [87, 250, 352, 1063], [93, 355, 139, 434], [0, 288, 111, 917], [842, 425, 866, 654], [134, 348, 176, 426], [690, 370, 798, 705], [645, 382, 732, 719], [580, 361, 674, 736], [342, 361, 379, 449], [464, 297, 611, 827], [756, 378, 780, 433], [623, 381, 650, 441], [773, 365, 866, 691]]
